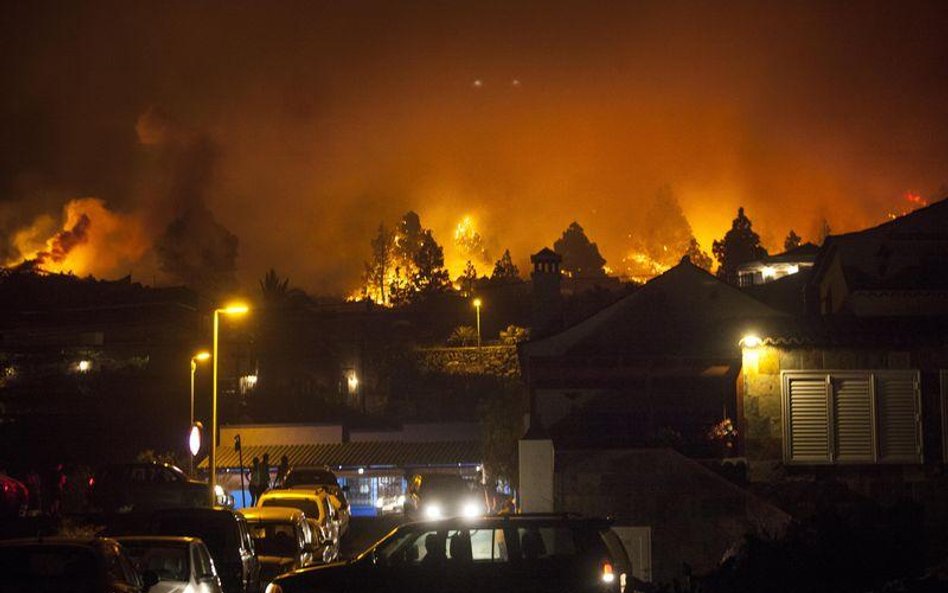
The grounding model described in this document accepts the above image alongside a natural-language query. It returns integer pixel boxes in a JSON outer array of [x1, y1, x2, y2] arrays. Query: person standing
[[248, 457, 261, 505], [275, 455, 290, 489], [260, 453, 272, 492]]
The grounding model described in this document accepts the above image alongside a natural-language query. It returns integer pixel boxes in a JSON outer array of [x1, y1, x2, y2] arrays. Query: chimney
[[530, 247, 563, 338]]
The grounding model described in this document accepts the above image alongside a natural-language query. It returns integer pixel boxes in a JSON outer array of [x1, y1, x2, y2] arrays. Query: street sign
[[189, 422, 203, 457]]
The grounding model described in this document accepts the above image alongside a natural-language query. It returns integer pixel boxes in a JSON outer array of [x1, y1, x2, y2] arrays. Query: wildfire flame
[[886, 191, 929, 220], [8, 198, 148, 277]]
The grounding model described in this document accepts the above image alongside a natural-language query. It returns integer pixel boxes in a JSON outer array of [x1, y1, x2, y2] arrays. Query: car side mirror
[[141, 570, 160, 590]]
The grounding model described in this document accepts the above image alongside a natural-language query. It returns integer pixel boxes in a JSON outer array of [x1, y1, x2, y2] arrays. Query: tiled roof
[[199, 440, 482, 470]]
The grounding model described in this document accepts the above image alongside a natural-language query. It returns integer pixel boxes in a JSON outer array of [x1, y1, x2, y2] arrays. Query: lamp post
[[210, 303, 250, 506], [473, 298, 482, 348], [189, 351, 210, 476]]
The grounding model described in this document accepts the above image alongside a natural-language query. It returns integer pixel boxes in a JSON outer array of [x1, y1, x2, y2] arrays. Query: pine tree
[[712, 207, 768, 284], [784, 230, 802, 252], [362, 223, 393, 305], [554, 221, 606, 277], [490, 249, 520, 282], [460, 260, 478, 294]]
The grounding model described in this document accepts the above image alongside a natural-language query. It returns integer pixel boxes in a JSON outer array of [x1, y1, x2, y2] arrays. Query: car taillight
[[88, 477, 95, 488], [601, 561, 616, 584]]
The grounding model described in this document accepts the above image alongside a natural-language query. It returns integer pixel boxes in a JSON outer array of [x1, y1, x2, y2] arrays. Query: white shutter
[[875, 371, 922, 463], [783, 373, 832, 463], [832, 373, 875, 462]]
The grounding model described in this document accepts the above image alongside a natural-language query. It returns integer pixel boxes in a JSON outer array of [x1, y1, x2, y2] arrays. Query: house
[[520, 255, 785, 453], [737, 243, 819, 287], [740, 199, 948, 491]]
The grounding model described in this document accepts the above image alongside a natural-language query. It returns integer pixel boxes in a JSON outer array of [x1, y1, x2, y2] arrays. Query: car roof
[[113, 536, 199, 545], [259, 489, 324, 501], [0, 536, 114, 548], [239, 507, 306, 522], [152, 507, 239, 519], [399, 514, 613, 530]]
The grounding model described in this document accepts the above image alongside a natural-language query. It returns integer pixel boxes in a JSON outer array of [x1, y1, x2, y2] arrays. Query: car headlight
[[423, 503, 443, 520], [213, 484, 225, 500], [461, 500, 482, 518]]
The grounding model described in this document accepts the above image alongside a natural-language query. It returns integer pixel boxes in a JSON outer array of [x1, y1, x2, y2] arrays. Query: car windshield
[[248, 522, 298, 557], [0, 546, 98, 592], [285, 469, 337, 487], [121, 542, 190, 582], [419, 477, 471, 498], [261, 498, 321, 519]]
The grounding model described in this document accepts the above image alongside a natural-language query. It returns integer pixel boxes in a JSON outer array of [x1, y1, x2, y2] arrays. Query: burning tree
[[685, 237, 713, 271], [554, 221, 607, 277], [622, 186, 696, 282], [359, 211, 451, 306], [712, 207, 768, 284]]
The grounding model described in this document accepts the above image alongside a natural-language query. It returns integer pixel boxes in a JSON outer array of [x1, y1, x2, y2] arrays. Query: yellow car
[[257, 489, 340, 563]]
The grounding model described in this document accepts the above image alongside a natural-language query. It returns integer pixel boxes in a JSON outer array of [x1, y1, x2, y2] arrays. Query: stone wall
[[414, 345, 521, 379]]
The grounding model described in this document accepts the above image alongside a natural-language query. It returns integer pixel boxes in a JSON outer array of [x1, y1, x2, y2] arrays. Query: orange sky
[[1, 1, 946, 294]]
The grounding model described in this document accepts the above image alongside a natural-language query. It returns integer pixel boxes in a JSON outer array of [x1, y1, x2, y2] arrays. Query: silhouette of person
[[422, 532, 447, 566]]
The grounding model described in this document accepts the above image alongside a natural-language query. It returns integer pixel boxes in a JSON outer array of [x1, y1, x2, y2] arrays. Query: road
[[341, 514, 404, 559]]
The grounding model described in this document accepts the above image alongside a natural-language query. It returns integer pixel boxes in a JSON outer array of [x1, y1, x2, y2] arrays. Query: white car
[[257, 489, 340, 563], [115, 535, 223, 593]]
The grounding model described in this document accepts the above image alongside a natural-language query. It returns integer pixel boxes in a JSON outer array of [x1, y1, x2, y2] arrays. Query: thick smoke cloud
[[1, 1, 947, 294]]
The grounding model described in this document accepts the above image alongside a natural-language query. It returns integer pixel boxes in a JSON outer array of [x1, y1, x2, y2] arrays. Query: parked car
[[257, 489, 340, 563], [266, 514, 632, 593], [89, 462, 208, 513], [114, 536, 223, 593], [149, 507, 259, 593], [0, 536, 157, 592], [239, 507, 315, 585], [405, 473, 486, 520], [283, 467, 350, 536], [0, 472, 29, 518]]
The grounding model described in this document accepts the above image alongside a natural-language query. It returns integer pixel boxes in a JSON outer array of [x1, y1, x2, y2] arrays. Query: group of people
[[246, 453, 290, 505]]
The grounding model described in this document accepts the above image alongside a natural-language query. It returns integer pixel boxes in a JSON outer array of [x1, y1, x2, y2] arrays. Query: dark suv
[[90, 462, 207, 513], [267, 514, 632, 593], [149, 507, 260, 593]]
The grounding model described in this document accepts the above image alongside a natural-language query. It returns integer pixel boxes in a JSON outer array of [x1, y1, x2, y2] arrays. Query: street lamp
[[473, 298, 482, 348], [209, 303, 250, 506], [189, 351, 210, 476]]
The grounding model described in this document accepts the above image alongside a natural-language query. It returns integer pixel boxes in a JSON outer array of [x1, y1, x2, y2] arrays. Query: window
[[469, 529, 508, 562], [782, 370, 921, 464]]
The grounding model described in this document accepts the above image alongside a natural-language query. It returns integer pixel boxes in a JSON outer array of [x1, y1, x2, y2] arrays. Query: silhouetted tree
[[784, 230, 802, 252], [712, 207, 767, 284], [459, 260, 478, 294], [259, 268, 290, 305], [490, 249, 520, 282], [554, 221, 606, 277], [362, 223, 393, 304], [685, 237, 713, 271]]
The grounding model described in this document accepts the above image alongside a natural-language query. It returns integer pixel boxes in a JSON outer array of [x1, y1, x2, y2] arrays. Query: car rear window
[[151, 515, 236, 560], [121, 542, 191, 582]]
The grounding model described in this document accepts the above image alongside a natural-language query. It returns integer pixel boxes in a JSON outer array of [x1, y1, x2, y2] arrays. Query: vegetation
[[712, 207, 768, 284], [783, 229, 802, 252], [554, 221, 607, 277]]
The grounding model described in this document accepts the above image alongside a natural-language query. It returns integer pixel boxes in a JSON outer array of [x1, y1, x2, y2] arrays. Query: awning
[[199, 440, 482, 470]]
